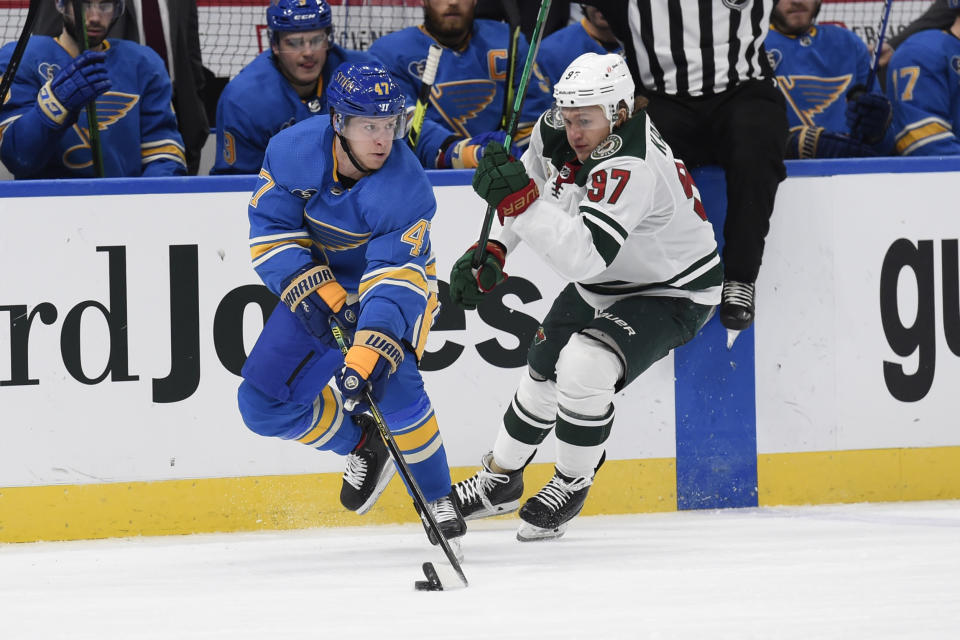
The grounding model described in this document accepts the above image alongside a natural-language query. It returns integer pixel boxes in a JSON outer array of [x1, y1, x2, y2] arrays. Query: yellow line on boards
[[0, 459, 676, 543], [758, 446, 960, 506]]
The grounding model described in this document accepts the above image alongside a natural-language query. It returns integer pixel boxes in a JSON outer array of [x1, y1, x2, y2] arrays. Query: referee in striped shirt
[[585, 0, 788, 344]]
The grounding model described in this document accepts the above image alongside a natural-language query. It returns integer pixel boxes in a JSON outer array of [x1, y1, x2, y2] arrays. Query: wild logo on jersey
[[590, 135, 623, 160], [773, 73, 852, 127], [64, 93, 141, 169]]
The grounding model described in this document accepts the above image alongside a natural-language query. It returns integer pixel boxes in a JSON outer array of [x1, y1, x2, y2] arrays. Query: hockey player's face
[[342, 116, 399, 170], [559, 106, 611, 162], [423, 0, 476, 43], [63, 0, 116, 48], [771, 0, 819, 35], [272, 29, 329, 87]]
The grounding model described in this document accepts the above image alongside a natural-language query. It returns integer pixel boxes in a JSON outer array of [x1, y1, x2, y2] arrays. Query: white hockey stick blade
[[516, 521, 568, 542], [725, 328, 742, 350], [414, 561, 468, 591]]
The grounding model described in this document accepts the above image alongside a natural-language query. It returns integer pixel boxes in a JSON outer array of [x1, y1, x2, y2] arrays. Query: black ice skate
[[719, 280, 755, 349], [453, 452, 525, 520], [416, 492, 467, 562], [340, 414, 395, 514], [516, 454, 605, 542]]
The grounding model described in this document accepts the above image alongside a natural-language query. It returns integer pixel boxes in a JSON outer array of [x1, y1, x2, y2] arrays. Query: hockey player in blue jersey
[[537, 5, 621, 87], [211, 0, 372, 174], [886, 1, 960, 156], [368, 0, 552, 169], [237, 61, 465, 549], [0, 0, 186, 178], [766, 0, 893, 158]]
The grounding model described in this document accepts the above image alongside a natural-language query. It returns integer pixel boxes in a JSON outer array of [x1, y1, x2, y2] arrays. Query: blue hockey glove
[[449, 240, 508, 310], [281, 264, 358, 344], [36, 50, 111, 128], [786, 126, 878, 159], [845, 86, 892, 145], [335, 329, 404, 414], [437, 130, 521, 169]]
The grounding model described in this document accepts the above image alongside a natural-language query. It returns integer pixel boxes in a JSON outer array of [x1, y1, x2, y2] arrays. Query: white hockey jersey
[[495, 107, 723, 308]]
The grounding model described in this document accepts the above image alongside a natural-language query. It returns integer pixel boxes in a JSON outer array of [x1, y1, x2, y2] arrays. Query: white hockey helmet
[[553, 53, 635, 132]]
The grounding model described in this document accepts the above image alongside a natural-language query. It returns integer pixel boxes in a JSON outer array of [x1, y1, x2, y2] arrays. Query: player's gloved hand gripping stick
[[469, 0, 553, 272]]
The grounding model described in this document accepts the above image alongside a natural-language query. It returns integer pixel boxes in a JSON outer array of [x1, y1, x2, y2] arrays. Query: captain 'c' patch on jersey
[[776, 75, 852, 127]]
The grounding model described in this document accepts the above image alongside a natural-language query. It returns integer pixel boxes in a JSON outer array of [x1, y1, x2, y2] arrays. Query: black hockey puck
[[414, 562, 444, 591], [414, 579, 442, 591]]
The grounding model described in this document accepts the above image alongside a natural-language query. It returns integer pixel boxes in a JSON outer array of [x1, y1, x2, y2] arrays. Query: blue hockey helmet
[[328, 61, 407, 140], [267, 0, 332, 33]]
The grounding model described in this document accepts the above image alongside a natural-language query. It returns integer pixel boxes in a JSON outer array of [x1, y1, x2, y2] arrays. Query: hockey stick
[[70, 0, 105, 177], [329, 320, 468, 591], [865, 0, 894, 92], [407, 44, 442, 151], [471, 0, 552, 270], [498, 0, 522, 132], [0, 0, 41, 109]]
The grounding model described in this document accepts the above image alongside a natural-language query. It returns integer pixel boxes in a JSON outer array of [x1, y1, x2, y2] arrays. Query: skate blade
[[516, 521, 568, 542], [463, 500, 520, 521], [354, 463, 396, 516], [725, 328, 741, 350]]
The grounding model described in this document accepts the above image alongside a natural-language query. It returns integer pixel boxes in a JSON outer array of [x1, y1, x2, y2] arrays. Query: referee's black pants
[[643, 78, 788, 284]]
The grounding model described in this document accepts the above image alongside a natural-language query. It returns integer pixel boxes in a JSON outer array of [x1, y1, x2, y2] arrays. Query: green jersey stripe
[[583, 218, 622, 266], [580, 205, 629, 241]]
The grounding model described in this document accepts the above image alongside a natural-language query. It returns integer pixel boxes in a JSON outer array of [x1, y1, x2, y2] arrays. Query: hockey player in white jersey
[[448, 53, 721, 541]]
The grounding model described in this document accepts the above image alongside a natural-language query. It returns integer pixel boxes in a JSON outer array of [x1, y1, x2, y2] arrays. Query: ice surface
[[2, 501, 958, 639]]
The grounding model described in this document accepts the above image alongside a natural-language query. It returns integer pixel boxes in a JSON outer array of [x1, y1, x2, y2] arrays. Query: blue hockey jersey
[[537, 19, 622, 87], [248, 116, 439, 355], [886, 28, 960, 156], [212, 45, 372, 175], [368, 19, 553, 168], [0, 36, 186, 179], [765, 24, 872, 133]]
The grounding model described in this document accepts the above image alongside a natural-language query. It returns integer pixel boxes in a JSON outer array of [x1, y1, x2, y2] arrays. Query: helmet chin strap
[[337, 133, 372, 176]]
